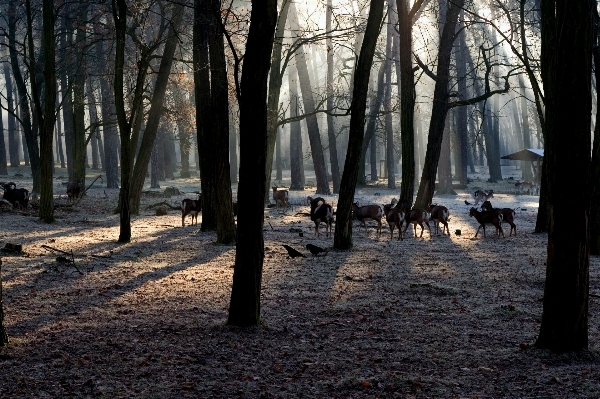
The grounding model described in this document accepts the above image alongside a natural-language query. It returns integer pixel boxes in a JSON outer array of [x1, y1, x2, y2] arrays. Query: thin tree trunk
[[264, 1, 291, 197], [326, 0, 341, 193], [519, 79, 534, 181], [8, 1, 39, 191], [290, 3, 330, 195], [358, 63, 385, 186], [129, 2, 185, 216], [370, 135, 377, 180], [334, 0, 385, 250], [1, 41, 19, 168], [385, 6, 395, 189], [0, 96, 7, 175], [414, 0, 465, 209], [230, 116, 238, 184], [454, 16, 468, 187], [71, 4, 88, 183], [227, 0, 278, 327], [289, 64, 305, 191]]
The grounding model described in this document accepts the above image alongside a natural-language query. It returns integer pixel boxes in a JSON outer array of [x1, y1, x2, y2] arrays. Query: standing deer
[[272, 186, 290, 212]]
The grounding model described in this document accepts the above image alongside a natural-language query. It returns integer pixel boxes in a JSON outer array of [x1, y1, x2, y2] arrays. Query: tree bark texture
[[414, 0, 464, 209], [227, 0, 278, 327], [194, 0, 216, 231], [334, 0, 385, 250], [39, 0, 56, 223], [535, 0, 591, 352], [397, 0, 416, 205], [0, 96, 7, 175], [591, 5, 600, 255]]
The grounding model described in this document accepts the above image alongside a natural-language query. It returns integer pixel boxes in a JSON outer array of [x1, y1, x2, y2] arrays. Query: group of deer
[[180, 186, 291, 227], [469, 189, 516, 238], [352, 198, 449, 241]]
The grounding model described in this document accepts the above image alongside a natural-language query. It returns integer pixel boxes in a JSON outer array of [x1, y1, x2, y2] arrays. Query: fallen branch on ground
[[146, 201, 181, 210]]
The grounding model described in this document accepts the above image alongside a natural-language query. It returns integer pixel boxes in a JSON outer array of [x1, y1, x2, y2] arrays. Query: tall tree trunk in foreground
[[194, 0, 216, 231], [535, 0, 591, 352], [414, 0, 464, 209], [39, 0, 56, 223], [334, 0, 385, 250], [588, 4, 600, 255], [397, 0, 416, 205], [227, 0, 277, 327]]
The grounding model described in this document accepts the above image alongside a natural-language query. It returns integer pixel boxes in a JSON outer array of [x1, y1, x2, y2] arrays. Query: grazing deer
[[272, 186, 290, 212], [472, 189, 494, 206]]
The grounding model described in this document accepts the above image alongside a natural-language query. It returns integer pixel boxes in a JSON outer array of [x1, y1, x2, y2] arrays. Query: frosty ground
[[1, 166, 599, 398]]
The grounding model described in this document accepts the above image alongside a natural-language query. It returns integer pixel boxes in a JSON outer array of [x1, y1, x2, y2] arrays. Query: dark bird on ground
[[282, 244, 306, 259], [306, 243, 327, 256], [464, 200, 472, 206]]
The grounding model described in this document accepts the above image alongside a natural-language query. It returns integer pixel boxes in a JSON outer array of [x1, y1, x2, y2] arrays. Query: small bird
[[464, 200, 472, 205], [282, 244, 306, 259], [306, 243, 327, 257]]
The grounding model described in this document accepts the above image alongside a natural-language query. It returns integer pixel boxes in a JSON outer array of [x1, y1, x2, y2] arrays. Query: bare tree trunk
[[264, 1, 290, 197], [229, 116, 238, 184], [227, 0, 278, 327], [436, 110, 455, 195], [519, 78, 534, 181], [8, 1, 40, 191], [0, 96, 7, 175], [334, 0, 384, 250], [384, 6, 395, 189], [370, 135, 377, 180], [358, 63, 385, 186], [1, 42, 19, 168], [454, 16, 468, 187], [289, 63, 305, 191], [129, 2, 186, 217], [536, 0, 591, 352], [397, 0, 416, 205], [71, 3, 88, 183], [326, 0, 341, 193], [289, 3, 330, 195], [38, 0, 56, 223], [95, 21, 119, 188], [414, 0, 465, 209]]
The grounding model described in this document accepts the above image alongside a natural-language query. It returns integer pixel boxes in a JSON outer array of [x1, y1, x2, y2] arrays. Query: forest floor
[[1, 165, 600, 398]]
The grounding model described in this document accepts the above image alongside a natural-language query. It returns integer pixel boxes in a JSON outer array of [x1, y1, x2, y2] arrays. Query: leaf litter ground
[[1, 168, 600, 398]]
